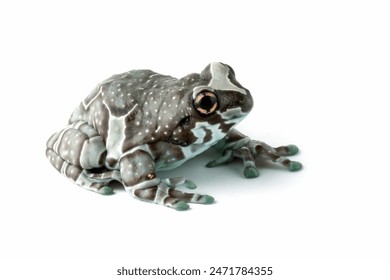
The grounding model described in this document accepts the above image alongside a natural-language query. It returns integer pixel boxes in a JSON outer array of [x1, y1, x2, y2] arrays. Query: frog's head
[[167, 62, 253, 147]]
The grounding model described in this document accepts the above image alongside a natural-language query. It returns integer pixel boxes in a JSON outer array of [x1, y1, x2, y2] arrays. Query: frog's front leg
[[207, 129, 302, 178], [120, 149, 214, 210]]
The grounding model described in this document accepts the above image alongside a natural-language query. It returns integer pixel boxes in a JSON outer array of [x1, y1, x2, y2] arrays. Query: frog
[[46, 62, 302, 210]]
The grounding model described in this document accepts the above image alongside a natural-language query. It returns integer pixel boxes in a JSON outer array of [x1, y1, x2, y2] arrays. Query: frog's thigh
[[47, 121, 106, 169], [46, 121, 112, 194]]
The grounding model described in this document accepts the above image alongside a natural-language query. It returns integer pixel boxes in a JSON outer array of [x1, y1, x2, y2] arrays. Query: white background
[[1, 0, 389, 279]]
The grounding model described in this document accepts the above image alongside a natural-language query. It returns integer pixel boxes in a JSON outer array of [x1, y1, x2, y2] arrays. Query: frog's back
[[68, 69, 184, 161]]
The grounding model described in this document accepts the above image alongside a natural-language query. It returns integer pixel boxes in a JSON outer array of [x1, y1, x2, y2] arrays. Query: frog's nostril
[[179, 141, 188, 147]]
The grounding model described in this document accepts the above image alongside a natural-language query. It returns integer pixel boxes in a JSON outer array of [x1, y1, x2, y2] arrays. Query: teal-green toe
[[287, 144, 299, 156], [199, 195, 215, 204], [289, 161, 302, 172], [99, 186, 113, 195], [184, 180, 197, 190], [244, 166, 260, 178], [174, 201, 190, 211]]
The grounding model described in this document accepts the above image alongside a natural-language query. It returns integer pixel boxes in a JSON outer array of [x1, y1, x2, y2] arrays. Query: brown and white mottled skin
[[46, 62, 302, 210]]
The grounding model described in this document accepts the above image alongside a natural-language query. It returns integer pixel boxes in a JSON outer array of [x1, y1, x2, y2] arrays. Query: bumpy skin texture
[[46, 62, 302, 210]]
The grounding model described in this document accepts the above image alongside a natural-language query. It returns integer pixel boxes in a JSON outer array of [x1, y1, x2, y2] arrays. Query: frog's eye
[[193, 91, 218, 115]]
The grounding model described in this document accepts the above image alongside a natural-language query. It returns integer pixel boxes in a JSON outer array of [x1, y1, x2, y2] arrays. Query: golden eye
[[193, 91, 218, 115]]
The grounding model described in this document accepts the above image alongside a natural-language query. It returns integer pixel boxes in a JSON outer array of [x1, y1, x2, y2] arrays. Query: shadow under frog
[[46, 62, 302, 210]]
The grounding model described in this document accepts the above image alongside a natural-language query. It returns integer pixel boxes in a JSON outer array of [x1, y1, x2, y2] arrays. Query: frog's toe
[[198, 194, 215, 204], [289, 161, 303, 172], [172, 201, 190, 211], [286, 144, 299, 156], [244, 166, 260, 178], [205, 160, 218, 168], [183, 180, 197, 190], [98, 186, 113, 195]]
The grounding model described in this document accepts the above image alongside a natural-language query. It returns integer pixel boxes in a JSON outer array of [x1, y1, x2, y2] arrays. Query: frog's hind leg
[[46, 121, 119, 195]]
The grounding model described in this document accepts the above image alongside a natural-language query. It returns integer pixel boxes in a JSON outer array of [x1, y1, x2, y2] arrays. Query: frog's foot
[[130, 179, 214, 211], [214, 141, 302, 178], [69, 166, 118, 195], [247, 141, 302, 173]]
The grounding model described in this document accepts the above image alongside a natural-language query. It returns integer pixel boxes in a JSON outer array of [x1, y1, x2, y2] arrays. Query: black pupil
[[200, 96, 214, 111]]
